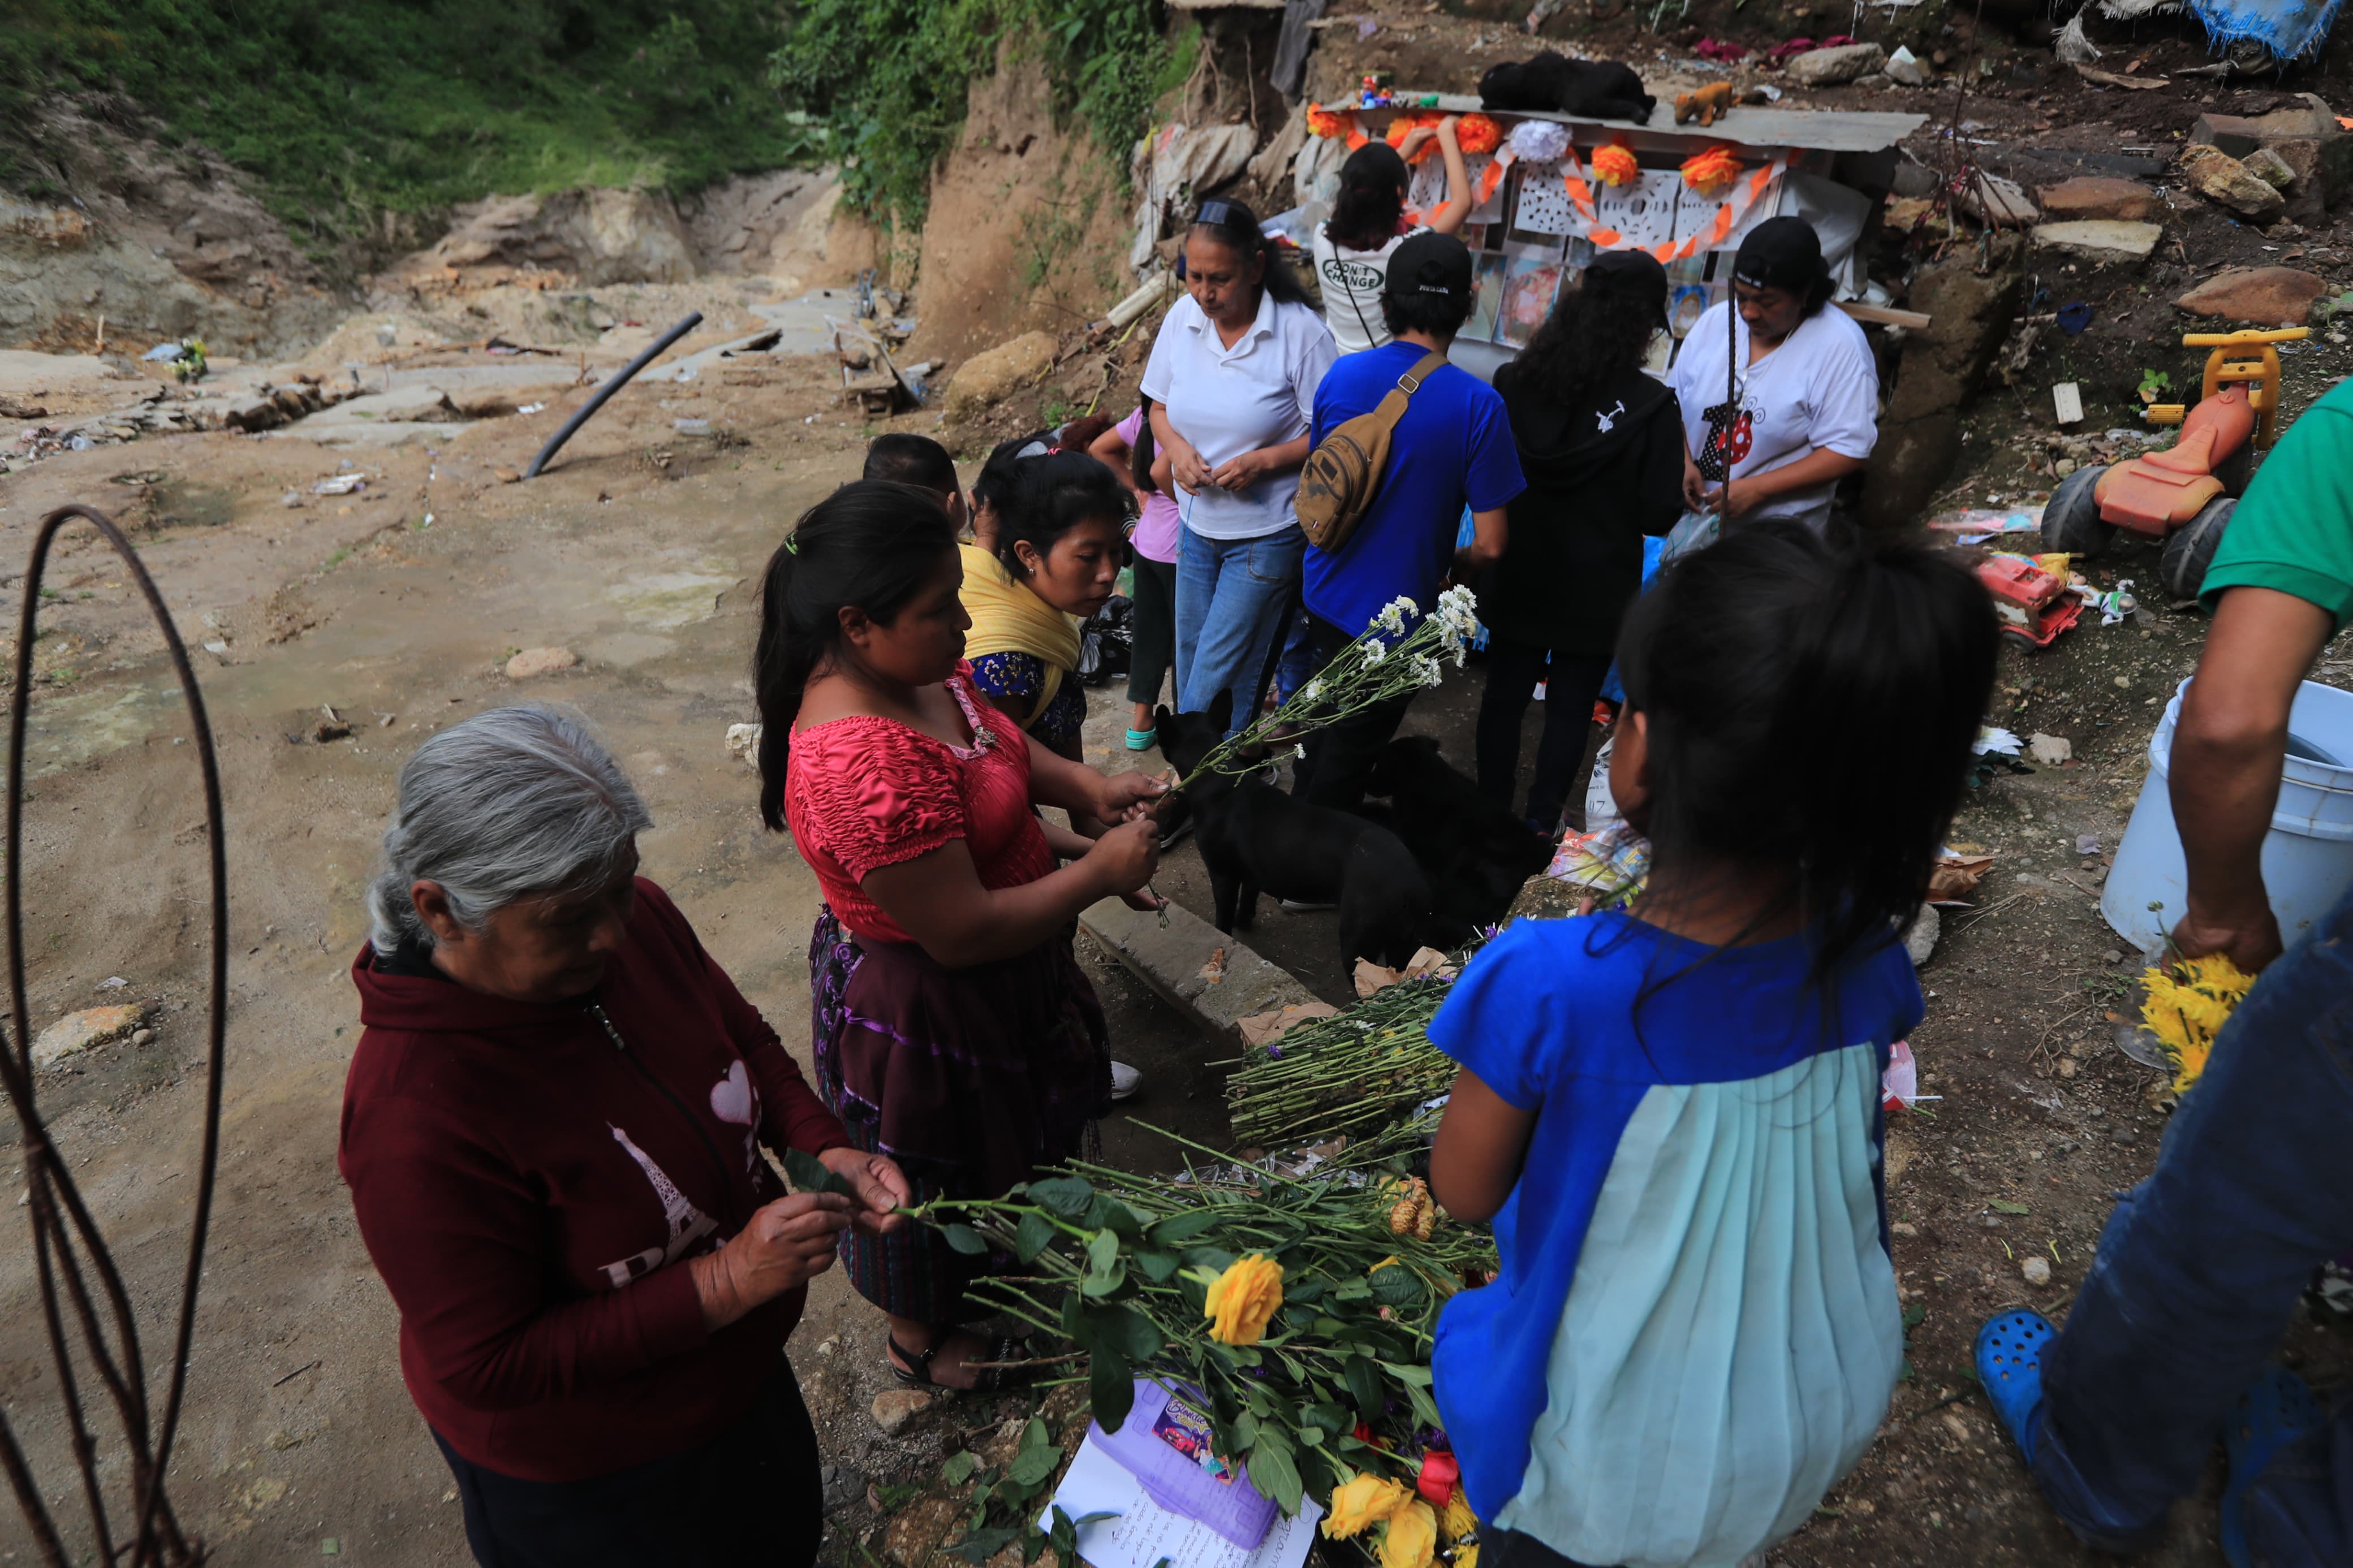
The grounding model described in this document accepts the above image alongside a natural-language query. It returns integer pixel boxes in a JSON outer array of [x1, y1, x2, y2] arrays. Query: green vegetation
[[1, 0, 818, 241], [1, 0, 1179, 248], [768, 0, 1187, 231]]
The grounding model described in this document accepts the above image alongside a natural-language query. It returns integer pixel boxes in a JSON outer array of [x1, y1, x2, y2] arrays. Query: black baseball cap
[[1384, 231, 1473, 304], [1733, 215, 1829, 293], [1585, 249, 1670, 330]]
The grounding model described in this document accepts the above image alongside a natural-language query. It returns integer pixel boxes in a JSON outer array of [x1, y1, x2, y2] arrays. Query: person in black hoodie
[[1476, 250, 1685, 835]]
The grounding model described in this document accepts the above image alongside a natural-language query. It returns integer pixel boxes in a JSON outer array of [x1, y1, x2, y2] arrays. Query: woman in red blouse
[[755, 480, 1166, 1390]]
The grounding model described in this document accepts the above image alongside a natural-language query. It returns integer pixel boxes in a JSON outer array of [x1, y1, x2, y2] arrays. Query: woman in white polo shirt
[[1144, 198, 1337, 740]]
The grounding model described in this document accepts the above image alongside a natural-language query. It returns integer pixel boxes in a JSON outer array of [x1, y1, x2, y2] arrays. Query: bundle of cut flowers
[[908, 1127, 1495, 1541], [1227, 971, 1466, 1149], [2139, 951, 2255, 1093]]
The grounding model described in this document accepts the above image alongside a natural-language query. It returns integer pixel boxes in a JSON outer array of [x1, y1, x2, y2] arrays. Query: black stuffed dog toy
[[1154, 696, 1430, 973], [1478, 51, 1656, 123]]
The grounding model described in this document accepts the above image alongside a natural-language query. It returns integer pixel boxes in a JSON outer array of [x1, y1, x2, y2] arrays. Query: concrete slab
[[2031, 220, 2163, 265], [1079, 896, 1319, 1047]]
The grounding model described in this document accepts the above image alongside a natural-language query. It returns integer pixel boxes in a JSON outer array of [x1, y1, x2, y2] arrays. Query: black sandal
[[886, 1331, 1029, 1393]]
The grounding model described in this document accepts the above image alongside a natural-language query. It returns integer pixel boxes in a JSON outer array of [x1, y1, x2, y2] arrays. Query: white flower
[[1302, 679, 1324, 703], [1413, 655, 1443, 687], [1294, 742, 1307, 758], [1364, 640, 1387, 664]]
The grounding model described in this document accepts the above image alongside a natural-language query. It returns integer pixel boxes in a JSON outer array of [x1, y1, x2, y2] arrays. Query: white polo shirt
[[1669, 301, 1878, 530], [1140, 289, 1337, 541]]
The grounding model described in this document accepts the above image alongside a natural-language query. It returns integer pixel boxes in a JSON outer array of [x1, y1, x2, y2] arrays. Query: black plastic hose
[[523, 310, 704, 479]]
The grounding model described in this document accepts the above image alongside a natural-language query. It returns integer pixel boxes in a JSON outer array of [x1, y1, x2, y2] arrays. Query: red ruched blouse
[[783, 665, 1055, 944]]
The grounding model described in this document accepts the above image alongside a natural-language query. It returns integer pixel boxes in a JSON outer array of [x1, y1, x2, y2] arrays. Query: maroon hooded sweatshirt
[[340, 878, 849, 1483]]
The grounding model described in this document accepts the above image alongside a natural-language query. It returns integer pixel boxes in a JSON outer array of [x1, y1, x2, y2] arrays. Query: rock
[[2022, 1255, 2053, 1286], [871, 1388, 933, 1437], [1785, 42, 1886, 85], [33, 1004, 148, 1070], [1859, 233, 2028, 530], [2174, 266, 2329, 327], [821, 1463, 865, 1511], [2266, 139, 2343, 224], [1852, 72, 1893, 89], [1885, 46, 1929, 85], [2032, 220, 2162, 266], [221, 395, 286, 433], [724, 722, 762, 766], [1507, 871, 1587, 922], [2179, 145, 2288, 224], [2242, 145, 2297, 189], [943, 330, 1058, 422], [131, 1027, 154, 1047], [505, 646, 578, 680], [2035, 176, 2162, 223], [881, 1492, 964, 1567], [1902, 904, 1940, 967], [1959, 173, 2040, 226], [2028, 732, 2073, 766], [2190, 94, 2342, 159]]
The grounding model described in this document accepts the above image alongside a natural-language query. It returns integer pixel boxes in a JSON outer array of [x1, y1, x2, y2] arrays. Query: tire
[[2161, 496, 2234, 603], [2041, 464, 2113, 557]]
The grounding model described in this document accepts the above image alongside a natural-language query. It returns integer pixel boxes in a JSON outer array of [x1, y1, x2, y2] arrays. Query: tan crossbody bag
[[1294, 347, 1449, 554]]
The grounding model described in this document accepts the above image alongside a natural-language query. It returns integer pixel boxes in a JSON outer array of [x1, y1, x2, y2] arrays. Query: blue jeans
[[1175, 525, 1304, 737], [2029, 881, 2353, 1564]]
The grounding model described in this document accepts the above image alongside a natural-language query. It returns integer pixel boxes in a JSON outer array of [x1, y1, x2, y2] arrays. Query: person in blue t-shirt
[[1291, 231, 1525, 811], [1425, 524, 1997, 1568]]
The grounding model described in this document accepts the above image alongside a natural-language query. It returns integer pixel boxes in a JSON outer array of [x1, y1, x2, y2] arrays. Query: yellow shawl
[[958, 542, 1083, 731]]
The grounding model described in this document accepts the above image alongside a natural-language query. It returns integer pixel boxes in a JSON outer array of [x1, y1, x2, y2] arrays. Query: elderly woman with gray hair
[[339, 705, 907, 1568]]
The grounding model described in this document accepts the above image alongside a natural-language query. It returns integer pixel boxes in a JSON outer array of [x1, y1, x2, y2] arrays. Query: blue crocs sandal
[[2220, 1365, 2325, 1568], [1976, 1310, 2057, 1465], [1125, 727, 1157, 751]]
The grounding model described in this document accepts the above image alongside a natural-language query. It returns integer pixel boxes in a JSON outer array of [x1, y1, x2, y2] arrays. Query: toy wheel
[[2042, 464, 2113, 557], [2161, 496, 2234, 603], [2215, 440, 2254, 497]]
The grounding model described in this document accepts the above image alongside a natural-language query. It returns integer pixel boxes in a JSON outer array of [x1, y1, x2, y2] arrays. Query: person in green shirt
[[1977, 375, 2353, 1567]]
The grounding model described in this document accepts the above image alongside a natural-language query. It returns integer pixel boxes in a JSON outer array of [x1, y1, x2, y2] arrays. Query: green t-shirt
[[2201, 375, 2353, 629]]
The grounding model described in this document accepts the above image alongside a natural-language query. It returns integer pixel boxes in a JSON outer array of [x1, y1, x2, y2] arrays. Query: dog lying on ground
[[1478, 52, 1656, 123], [1155, 697, 1430, 973], [1364, 735, 1555, 943]]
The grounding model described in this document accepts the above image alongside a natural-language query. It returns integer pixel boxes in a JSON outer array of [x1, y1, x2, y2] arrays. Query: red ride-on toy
[[2040, 326, 2308, 600]]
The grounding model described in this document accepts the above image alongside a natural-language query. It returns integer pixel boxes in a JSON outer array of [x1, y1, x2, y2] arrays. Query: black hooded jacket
[[1479, 360, 1686, 655]]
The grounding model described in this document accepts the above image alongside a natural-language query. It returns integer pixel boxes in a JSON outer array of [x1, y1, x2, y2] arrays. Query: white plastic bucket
[[2102, 677, 2353, 952]]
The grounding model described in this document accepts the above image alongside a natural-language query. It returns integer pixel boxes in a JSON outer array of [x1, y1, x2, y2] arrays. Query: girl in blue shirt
[[1427, 522, 1997, 1568]]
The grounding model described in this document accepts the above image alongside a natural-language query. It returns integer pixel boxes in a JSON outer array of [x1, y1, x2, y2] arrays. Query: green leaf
[[1901, 1303, 1927, 1332], [1028, 1175, 1096, 1219], [943, 1450, 978, 1485], [1369, 1267, 1424, 1308], [941, 1223, 990, 1256], [1304, 1402, 1352, 1435], [1378, 1360, 1435, 1387], [1989, 1199, 2030, 1215], [1134, 1250, 1181, 1283], [1006, 1437, 1064, 1488], [1090, 1342, 1136, 1431], [1246, 1439, 1305, 1514], [947, 1528, 1019, 1565], [1022, 1416, 1055, 1453], [1298, 1445, 1336, 1506], [1300, 1424, 1325, 1448], [1014, 1210, 1058, 1264], [1081, 1229, 1127, 1298], [1343, 1355, 1384, 1419], [1331, 1275, 1373, 1302], [1078, 1303, 1167, 1362], [1091, 1197, 1147, 1242], [782, 1147, 860, 1199], [1182, 1246, 1238, 1274], [1146, 1210, 1224, 1247]]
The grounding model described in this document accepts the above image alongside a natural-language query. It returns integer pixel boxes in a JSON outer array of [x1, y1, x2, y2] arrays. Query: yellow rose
[[1440, 1487, 1479, 1544], [1203, 1253, 1285, 1345], [1322, 1472, 1411, 1539], [1380, 1500, 1439, 1568]]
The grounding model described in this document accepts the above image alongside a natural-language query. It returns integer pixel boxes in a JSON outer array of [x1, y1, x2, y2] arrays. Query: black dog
[[1364, 735, 1554, 942], [1156, 697, 1430, 973], [1478, 52, 1656, 123]]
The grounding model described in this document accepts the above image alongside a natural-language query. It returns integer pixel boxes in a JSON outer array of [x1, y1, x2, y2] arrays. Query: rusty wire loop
[[1, 505, 228, 1565]]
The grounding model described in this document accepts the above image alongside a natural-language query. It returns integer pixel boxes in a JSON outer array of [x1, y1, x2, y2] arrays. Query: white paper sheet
[[1040, 1433, 1325, 1568]]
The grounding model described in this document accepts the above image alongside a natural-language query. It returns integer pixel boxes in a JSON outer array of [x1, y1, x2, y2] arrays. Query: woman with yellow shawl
[[961, 450, 1128, 759]]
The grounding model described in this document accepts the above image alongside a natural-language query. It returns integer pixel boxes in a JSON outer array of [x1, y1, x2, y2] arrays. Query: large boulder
[[2188, 93, 2342, 158], [2180, 144, 2287, 224], [1786, 42, 1887, 85], [2174, 266, 2330, 326], [1860, 233, 2029, 532], [943, 331, 1058, 422], [2036, 176, 2162, 223]]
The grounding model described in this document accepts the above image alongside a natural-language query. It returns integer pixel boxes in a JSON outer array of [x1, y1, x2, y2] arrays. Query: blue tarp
[[2187, 0, 2344, 61]]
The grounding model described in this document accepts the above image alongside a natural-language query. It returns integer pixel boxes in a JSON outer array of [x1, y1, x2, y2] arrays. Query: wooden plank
[[1838, 301, 1932, 329], [1391, 94, 1928, 155]]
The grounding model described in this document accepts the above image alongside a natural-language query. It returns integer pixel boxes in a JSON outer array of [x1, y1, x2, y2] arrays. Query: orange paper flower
[[1386, 111, 1446, 162], [1456, 113, 1502, 155], [1307, 103, 1352, 139], [1679, 144, 1742, 198], [1591, 144, 1641, 188]]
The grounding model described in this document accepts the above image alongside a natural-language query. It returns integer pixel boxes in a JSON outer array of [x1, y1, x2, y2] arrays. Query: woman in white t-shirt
[[1311, 122, 1475, 356], [1143, 198, 1337, 740], [1670, 215, 1878, 538]]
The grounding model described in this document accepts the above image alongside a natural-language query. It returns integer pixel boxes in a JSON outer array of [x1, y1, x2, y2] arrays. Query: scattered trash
[[96, 976, 127, 990], [1930, 850, 1996, 903], [1930, 505, 2043, 544], [1352, 957, 1401, 997], [141, 343, 184, 363], [314, 705, 353, 742], [1884, 44, 1928, 84], [1545, 822, 1650, 904], [673, 417, 710, 434], [2056, 302, 2095, 336], [1238, 1002, 1342, 1051], [2052, 382, 2085, 424], [2028, 732, 2074, 766], [1979, 555, 2086, 647], [1880, 1039, 1942, 1111], [2077, 577, 2138, 625], [1202, 947, 1229, 986], [517, 402, 545, 416], [313, 474, 366, 496], [2078, 834, 2102, 856], [725, 722, 762, 766]]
